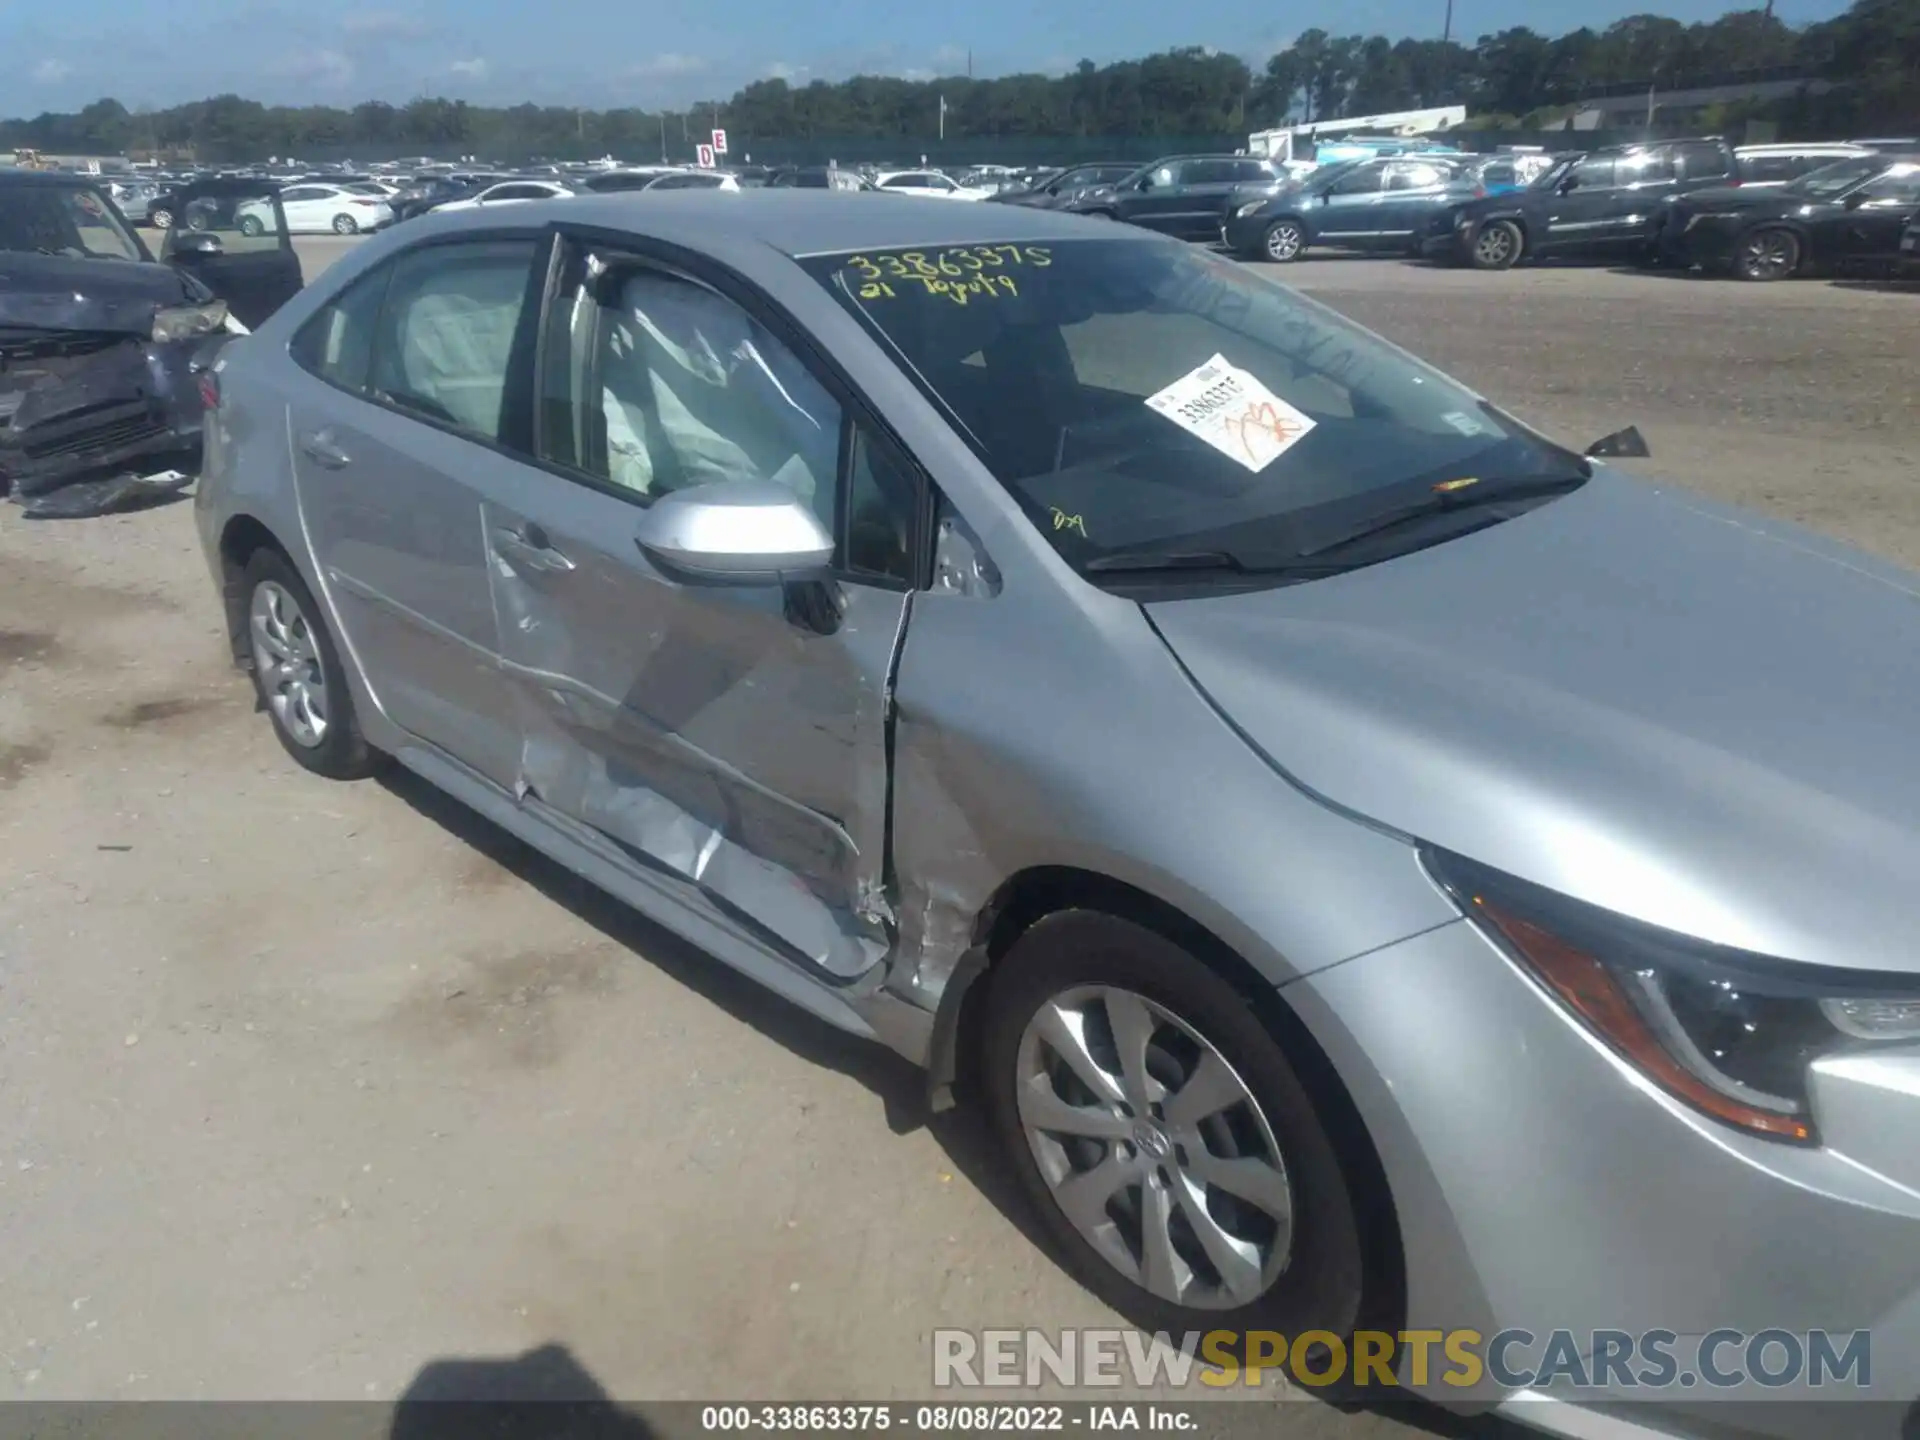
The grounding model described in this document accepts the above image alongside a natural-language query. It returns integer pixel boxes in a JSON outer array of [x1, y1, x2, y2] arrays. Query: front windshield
[[0, 186, 145, 262], [800, 238, 1582, 572], [1786, 156, 1885, 198]]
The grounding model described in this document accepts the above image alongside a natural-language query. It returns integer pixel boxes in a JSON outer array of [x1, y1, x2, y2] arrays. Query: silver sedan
[[194, 193, 1920, 1437]]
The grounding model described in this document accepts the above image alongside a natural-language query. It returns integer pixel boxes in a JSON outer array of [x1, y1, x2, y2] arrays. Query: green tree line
[[4, 0, 1914, 161]]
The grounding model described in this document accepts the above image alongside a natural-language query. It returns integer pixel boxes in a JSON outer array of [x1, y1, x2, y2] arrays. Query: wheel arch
[[935, 862, 1407, 1331], [217, 512, 289, 667]]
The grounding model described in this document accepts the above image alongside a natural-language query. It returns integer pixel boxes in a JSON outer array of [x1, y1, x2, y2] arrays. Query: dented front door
[[488, 478, 908, 982]]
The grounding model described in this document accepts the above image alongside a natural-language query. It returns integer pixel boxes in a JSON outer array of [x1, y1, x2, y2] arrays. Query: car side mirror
[[1842, 191, 1870, 210], [1557, 176, 1580, 194], [1584, 424, 1651, 460], [171, 232, 225, 258], [633, 480, 833, 582]]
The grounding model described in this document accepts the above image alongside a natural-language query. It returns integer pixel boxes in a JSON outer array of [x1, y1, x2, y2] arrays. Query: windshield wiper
[[1293, 473, 1586, 560], [1084, 549, 1243, 574]]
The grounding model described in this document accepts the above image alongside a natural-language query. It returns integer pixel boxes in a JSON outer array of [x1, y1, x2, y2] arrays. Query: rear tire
[[332, 213, 359, 235], [1470, 219, 1523, 270], [241, 549, 382, 781], [238, 214, 264, 237], [981, 911, 1370, 1349], [1735, 227, 1800, 282], [149, 207, 174, 231]]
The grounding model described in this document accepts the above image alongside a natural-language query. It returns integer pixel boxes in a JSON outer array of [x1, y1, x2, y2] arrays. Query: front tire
[[149, 207, 174, 231], [332, 213, 359, 235], [242, 549, 382, 780], [1470, 219, 1523, 270], [238, 214, 264, 237], [1262, 218, 1306, 263], [1735, 227, 1800, 282], [982, 912, 1369, 1345]]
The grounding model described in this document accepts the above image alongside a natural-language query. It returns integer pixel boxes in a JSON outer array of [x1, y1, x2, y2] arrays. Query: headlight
[[1234, 200, 1267, 218], [1427, 849, 1920, 1145], [152, 301, 229, 343]]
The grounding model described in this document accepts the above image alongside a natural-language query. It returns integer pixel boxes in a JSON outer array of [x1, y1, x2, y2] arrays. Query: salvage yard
[[0, 238, 1916, 1428]]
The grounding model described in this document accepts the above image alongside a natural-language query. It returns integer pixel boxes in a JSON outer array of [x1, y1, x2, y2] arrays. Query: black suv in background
[[1427, 138, 1739, 269], [1660, 152, 1920, 280], [1064, 155, 1284, 240]]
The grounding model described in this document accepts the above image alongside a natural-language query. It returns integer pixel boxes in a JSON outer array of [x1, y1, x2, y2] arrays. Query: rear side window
[[291, 262, 393, 392], [363, 239, 541, 441], [1676, 143, 1732, 180], [1182, 160, 1239, 185]]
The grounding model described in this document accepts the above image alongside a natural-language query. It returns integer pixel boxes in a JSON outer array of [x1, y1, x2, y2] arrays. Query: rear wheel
[[148, 207, 174, 231], [242, 549, 382, 781], [332, 213, 359, 235], [1262, 218, 1306, 263], [1735, 227, 1800, 282], [238, 214, 264, 238], [982, 912, 1370, 1345], [1470, 219, 1523, 270]]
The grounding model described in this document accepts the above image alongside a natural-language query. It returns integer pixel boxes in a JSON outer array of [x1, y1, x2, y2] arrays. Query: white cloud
[[763, 60, 808, 81], [268, 47, 355, 86], [899, 67, 936, 82], [31, 58, 72, 83], [448, 57, 489, 79], [341, 10, 430, 39], [628, 52, 708, 79]]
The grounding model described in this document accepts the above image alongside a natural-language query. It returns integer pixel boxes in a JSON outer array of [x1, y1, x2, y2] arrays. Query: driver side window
[[1859, 171, 1920, 205], [1327, 165, 1383, 196], [536, 250, 921, 583]]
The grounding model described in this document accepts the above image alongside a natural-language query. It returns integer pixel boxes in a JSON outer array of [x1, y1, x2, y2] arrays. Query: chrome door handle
[[297, 429, 351, 468], [490, 524, 576, 573]]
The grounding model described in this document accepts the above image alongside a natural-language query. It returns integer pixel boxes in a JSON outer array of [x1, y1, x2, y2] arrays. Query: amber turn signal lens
[[1475, 898, 1815, 1144]]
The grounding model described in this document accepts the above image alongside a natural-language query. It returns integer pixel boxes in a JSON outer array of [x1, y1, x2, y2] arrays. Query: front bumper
[[0, 330, 229, 496], [1660, 213, 1742, 271], [1287, 915, 1920, 1437], [1220, 213, 1269, 253]]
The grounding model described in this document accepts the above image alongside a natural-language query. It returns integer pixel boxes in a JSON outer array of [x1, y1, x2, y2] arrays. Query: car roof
[[413, 189, 1128, 256]]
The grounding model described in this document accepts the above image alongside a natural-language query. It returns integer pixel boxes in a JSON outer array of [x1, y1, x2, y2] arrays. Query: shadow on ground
[[392, 1343, 655, 1439]]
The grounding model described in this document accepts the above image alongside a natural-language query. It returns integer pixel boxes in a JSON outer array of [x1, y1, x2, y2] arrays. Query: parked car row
[[1199, 136, 1920, 283]]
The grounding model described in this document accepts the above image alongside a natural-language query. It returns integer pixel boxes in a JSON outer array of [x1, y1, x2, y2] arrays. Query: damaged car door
[[490, 236, 923, 981], [159, 180, 304, 329]]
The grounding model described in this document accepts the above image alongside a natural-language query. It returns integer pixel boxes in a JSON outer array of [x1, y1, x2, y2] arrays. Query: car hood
[[1147, 472, 1920, 976], [0, 251, 205, 334]]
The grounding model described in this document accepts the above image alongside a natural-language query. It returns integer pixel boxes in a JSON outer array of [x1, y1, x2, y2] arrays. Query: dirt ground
[[0, 241, 1914, 1430]]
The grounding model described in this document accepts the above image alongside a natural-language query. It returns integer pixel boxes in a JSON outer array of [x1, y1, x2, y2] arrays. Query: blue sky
[[3, 0, 1854, 115]]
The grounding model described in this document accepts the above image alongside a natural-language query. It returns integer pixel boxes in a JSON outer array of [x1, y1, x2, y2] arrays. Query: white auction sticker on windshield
[[1143, 354, 1316, 472]]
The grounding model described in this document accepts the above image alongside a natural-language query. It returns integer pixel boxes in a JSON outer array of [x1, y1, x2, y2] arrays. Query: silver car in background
[[194, 194, 1919, 1440]]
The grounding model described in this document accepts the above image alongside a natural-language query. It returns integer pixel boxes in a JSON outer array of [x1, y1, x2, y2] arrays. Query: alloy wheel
[[1474, 224, 1517, 268], [1739, 230, 1797, 281], [1264, 221, 1304, 262], [249, 580, 329, 748], [1015, 985, 1293, 1310]]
